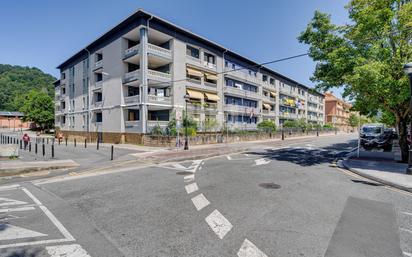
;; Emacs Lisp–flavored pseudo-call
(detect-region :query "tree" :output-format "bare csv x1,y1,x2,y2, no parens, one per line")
283,120,298,128
257,120,277,132
348,113,360,129
19,90,54,130
298,0,412,161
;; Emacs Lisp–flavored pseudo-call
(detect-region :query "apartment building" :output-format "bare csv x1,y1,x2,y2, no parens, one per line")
55,9,325,143
325,92,352,131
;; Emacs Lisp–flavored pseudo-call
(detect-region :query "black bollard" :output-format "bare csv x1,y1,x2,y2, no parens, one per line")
47,138,49,144
29,143,31,152
281,130,285,140
51,144,54,158
84,139,87,148
19,140,22,149
42,144,45,156
110,145,114,161
74,138,76,147
65,137,67,146
35,143,38,154
97,139,99,150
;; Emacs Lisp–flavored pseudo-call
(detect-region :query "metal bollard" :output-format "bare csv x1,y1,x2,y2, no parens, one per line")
19,140,22,149
51,144,54,158
317,130,319,137
281,130,285,140
47,138,49,144
35,143,38,154
42,138,45,144
97,139,99,150
65,138,68,146
42,144,45,156
29,143,31,152
110,145,114,161
74,138,76,147
84,139,87,148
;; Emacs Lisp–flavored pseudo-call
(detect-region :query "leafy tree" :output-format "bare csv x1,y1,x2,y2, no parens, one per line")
257,120,277,132
298,0,412,161
348,113,360,129
323,123,334,129
167,110,198,136
19,90,54,130
283,120,298,128
0,64,56,111
204,118,218,132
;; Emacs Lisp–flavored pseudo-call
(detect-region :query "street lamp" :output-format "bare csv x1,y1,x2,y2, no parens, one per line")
404,62,412,174
184,93,190,150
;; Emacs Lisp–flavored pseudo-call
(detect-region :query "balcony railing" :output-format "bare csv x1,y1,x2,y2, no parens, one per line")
280,112,298,119
203,61,217,70
92,101,103,109
93,60,103,70
124,45,139,59
124,95,140,105
147,69,171,82
147,95,172,105
187,103,202,112
262,110,276,116
125,120,142,132
224,104,259,114
224,67,261,85
204,103,218,112
123,70,140,83
147,120,169,131
148,43,172,59
224,86,260,99
92,81,103,90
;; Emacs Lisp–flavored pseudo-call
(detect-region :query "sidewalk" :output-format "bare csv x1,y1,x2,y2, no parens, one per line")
341,159,412,193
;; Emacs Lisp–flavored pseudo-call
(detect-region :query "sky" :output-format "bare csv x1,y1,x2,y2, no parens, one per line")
0,0,349,97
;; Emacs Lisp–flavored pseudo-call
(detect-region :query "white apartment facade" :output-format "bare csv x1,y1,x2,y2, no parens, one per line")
55,10,324,142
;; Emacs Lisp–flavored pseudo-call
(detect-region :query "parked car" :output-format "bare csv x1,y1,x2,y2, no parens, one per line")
360,124,395,151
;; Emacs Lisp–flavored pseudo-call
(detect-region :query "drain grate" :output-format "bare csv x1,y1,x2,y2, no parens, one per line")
259,183,281,189
176,171,194,175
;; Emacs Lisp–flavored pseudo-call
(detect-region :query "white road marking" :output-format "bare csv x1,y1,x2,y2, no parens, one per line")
244,153,249,157
254,158,270,166
0,184,20,192
404,251,412,257
185,183,198,194
0,206,35,213
237,238,268,257
401,211,412,217
191,194,210,211
172,163,189,170
184,174,195,183
46,244,91,257
199,166,202,170
0,197,28,207
226,155,232,160
205,209,233,239
401,228,412,234
0,224,47,241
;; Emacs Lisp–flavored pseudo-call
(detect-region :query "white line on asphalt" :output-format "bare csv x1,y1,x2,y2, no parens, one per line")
226,155,232,160
205,209,233,239
191,194,210,211
403,251,412,257
400,228,412,234
0,224,47,241
22,188,75,241
184,174,195,183
237,238,268,257
185,183,198,194
0,184,20,192
0,197,28,207
46,244,91,257
244,153,249,157
172,163,189,170
254,158,270,166
0,206,35,213
401,211,412,217
199,166,202,170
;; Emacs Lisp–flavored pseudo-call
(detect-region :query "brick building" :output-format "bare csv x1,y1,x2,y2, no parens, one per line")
324,92,352,132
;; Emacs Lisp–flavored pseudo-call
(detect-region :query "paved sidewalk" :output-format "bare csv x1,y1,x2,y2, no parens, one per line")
0,159,78,175
341,159,412,193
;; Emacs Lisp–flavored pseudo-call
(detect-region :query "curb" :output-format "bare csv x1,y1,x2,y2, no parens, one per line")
0,160,79,177
339,160,412,193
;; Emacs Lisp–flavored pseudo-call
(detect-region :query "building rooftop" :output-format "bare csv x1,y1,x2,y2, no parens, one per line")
0,111,24,117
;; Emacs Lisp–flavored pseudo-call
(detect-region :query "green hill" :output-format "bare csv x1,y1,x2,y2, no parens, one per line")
0,64,56,111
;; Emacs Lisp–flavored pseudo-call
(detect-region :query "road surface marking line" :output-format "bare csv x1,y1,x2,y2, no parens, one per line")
254,158,270,166
0,238,73,249
185,183,198,194
0,184,20,192
403,251,412,257
46,244,91,257
237,238,268,257
0,206,35,213
0,224,47,241
184,174,195,183
401,211,412,217
199,166,202,171
205,209,233,239
172,163,189,170
191,194,210,211
0,197,28,207
22,188,75,241
400,228,412,234
226,155,232,160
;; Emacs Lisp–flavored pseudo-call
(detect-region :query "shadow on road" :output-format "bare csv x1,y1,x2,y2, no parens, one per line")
2,249,42,257
247,139,358,167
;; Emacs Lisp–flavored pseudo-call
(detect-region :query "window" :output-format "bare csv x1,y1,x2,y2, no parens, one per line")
82,115,86,127
270,78,275,85
95,73,103,82
62,87,66,94
61,116,66,125
61,101,66,109
61,73,66,80
186,45,200,59
204,52,216,64
128,110,140,121
96,53,103,62
128,86,139,96
95,92,102,102
71,100,75,111
262,75,268,82
96,112,103,123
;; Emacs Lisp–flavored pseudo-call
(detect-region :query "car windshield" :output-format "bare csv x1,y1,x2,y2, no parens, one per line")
362,127,382,134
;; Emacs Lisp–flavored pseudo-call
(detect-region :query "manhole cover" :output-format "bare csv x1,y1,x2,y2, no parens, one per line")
259,183,281,189
176,171,194,175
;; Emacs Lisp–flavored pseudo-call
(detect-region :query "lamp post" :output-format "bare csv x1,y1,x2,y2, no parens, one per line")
184,93,190,150
404,62,412,174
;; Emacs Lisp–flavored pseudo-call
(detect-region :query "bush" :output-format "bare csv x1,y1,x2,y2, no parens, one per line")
323,123,334,129
283,120,298,128
257,120,277,133
150,123,164,135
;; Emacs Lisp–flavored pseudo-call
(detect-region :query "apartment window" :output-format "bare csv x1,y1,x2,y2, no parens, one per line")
61,116,66,125
82,115,86,128
148,110,169,121
186,67,202,81
62,87,66,94
95,73,103,82
128,86,139,96
96,112,103,123
262,75,268,82
128,110,140,121
71,117,75,127
186,45,200,59
95,92,103,102
96,53,103,62
61,73,66,80
270,78,275,85
204,52,216,64
71,100,75,111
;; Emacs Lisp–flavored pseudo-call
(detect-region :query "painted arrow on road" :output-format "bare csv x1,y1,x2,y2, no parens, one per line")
255,158,270,166
0,224,47,241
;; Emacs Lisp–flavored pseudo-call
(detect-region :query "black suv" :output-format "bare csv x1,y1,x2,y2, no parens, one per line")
360,124,396,151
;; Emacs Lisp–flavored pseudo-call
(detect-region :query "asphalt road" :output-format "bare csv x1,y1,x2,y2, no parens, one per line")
0,134,411,257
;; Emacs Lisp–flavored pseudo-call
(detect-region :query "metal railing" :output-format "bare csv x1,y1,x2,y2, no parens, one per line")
124,95,140,104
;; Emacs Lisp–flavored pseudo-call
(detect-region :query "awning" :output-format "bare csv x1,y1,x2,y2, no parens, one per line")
270,91,276,97
186,89,204,100
263,103,271,109
187,67,203,77
204,93,220,102
205,73,218,81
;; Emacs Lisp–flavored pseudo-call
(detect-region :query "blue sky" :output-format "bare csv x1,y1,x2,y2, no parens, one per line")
0,0,349,97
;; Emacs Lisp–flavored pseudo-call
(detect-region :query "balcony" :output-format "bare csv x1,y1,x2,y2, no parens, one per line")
262,109,276,116
123,70,140,84
147,69,171,83
124,45,139,59
204,103,218,113
224,86,260,100
147,95,172,105
93,60,103,71
224,104,259,114
92,81,103,90
124,95,140,105
148,43,172,60
125,120,142,132
187,103,202,113
91,101,103,109
224,67,260,85
279,112,298,119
